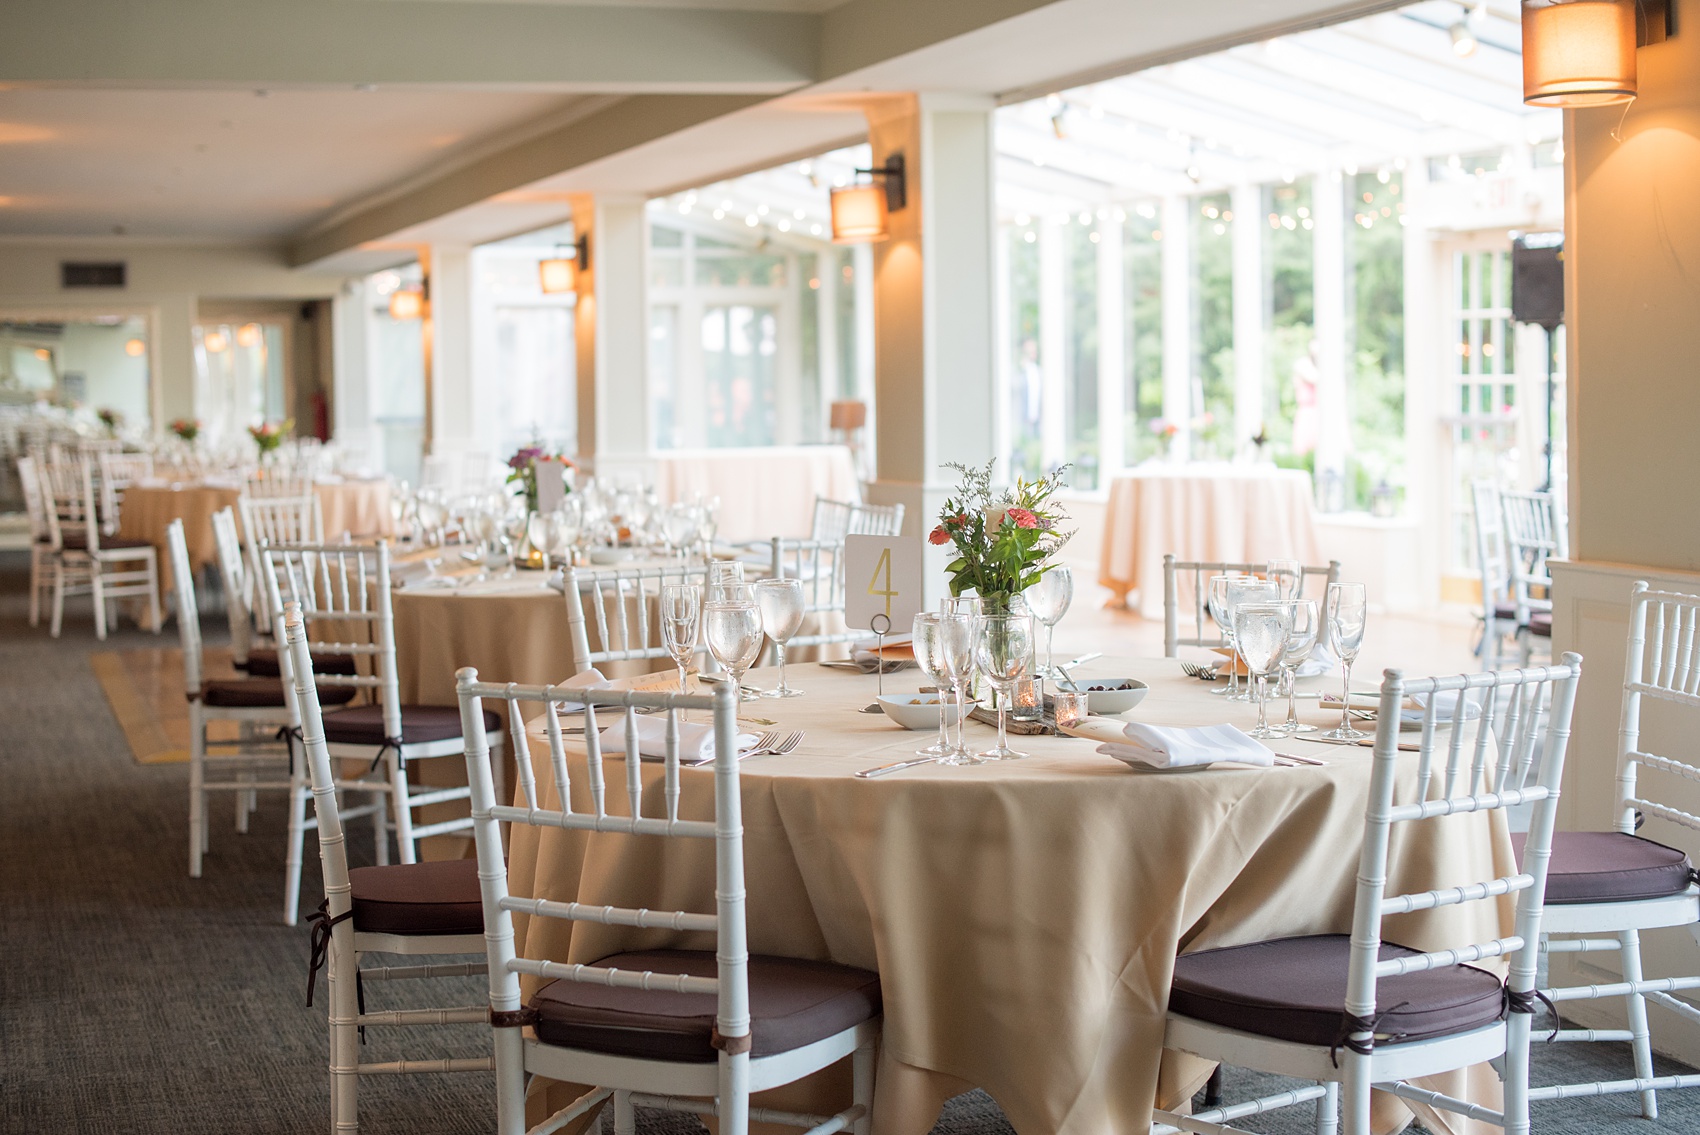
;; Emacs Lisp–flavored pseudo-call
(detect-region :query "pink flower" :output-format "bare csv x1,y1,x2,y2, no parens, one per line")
928,526,951,546
1008,508,1039,529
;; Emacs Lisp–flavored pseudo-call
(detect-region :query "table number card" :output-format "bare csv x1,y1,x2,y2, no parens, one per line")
844,534,924,634
534,459,566,515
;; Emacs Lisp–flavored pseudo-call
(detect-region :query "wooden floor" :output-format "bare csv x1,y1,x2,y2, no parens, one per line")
92,642,248,764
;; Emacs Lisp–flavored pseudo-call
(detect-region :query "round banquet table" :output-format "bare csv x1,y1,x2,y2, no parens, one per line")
119,477,394,593
501,658,1511,1135
1097,464,1322,619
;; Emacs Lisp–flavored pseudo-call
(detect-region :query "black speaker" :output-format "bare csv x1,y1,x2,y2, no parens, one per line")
1512,236,1564,329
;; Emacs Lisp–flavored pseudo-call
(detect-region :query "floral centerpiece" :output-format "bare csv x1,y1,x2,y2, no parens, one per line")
97,407,124,436
929,459,1072,613
506,443,574,513
248,419,292,455
169,418,200,443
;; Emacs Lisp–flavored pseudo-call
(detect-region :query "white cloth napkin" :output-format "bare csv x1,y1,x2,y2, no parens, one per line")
1072,717,1274,770
1406,689,1483,724
594,714,759,762
556,668,610,712
1297,640,1337,678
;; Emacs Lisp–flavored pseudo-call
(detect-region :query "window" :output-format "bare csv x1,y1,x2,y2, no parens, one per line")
195,319,286,446
472,227,578,462
1123,204,1163,466
1191,192,1234,460
1346,171,1405,511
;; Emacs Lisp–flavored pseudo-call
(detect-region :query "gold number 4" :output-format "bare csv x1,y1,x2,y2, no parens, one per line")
867,547,896,618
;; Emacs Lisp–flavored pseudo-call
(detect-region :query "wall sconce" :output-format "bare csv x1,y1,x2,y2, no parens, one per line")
388,284,426,321
203,330,229,353
236,322,263,348
1522,0,1671,108
538,234,590,294
831,153,907,244
123,338,146,357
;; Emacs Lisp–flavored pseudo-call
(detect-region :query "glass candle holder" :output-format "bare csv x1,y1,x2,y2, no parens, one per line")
1052,690,1086,730
1011,675,1045,723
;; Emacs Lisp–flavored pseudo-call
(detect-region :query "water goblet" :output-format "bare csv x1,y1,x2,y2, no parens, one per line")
974,613,1035,760
911,614,954,758
704,600,763,703
1022,565,1073,679
754,578,806,698
1266,558,1302,600
707,560,745,604
1277,599,1319,734
1234,602,1294,739
1206,574,1241,697
660,584,702,695
937,612,983,764
1323,582,1369,741
1226,576,1280,701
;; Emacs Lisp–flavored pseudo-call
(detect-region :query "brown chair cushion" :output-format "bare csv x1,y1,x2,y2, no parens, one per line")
1513,830,1695,904
97,535,155,551
199,678,358,708
530,949,882,1062
1493,602,1519,622
350,859,483,936
238,649,360,678
1169,934,1505,1049
319,703,499,747
1528,612,1552,638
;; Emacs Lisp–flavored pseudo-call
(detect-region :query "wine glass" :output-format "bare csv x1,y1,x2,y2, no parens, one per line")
1206,574,1242,697
1234,601,1294,739
754,578,805,698
911,613,953,758
1276,599,1319,735
707,560,745,604
1323,582,1369,741
1226,577,1280,701
937,612,983,765
1266,558,1302,600
1022,566,1073,679
660,584,702,695
974,613,1035,760
704,600,764,703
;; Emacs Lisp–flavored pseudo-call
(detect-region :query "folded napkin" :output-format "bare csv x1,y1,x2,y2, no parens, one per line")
1297,640,1337,679
594,714,759,763
1406,689,1482,724
1072,717,1274,770
850,634,916,672
555,668,610,713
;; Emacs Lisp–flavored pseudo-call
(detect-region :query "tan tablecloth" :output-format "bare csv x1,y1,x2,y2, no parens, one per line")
652,445,862,542
1098,465,1321,619
505,658,1510,1135
120,478,394,593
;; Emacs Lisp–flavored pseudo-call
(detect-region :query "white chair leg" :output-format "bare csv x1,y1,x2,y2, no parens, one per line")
188,704,206,877
852,1037,876,1135
1315,1080,1339,1135
236,772,253,833
28,552,41,626
719,1051,750,1135
91,565,107,640
285,780,310,927
612,1090,636,1135
50,561,64,638
1342,1059,1372,1135
1503,1007,1532,1135
147,557,162,632
388,752,417,865
371,787,389,867
1620,928,1660,1119
329,940,360,1135
494,1022,527,1135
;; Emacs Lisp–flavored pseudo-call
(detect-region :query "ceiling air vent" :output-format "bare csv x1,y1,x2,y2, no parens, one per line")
61,262,127,289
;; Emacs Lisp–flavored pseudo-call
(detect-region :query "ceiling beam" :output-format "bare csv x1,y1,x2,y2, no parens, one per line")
0,0,818,92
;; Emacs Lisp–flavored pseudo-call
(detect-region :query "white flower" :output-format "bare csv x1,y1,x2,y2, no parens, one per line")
983,506,1009,530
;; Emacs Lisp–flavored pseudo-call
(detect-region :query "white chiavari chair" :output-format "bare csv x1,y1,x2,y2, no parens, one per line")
563,562,713,676
211,506,260,669
240,492,323,652
1153,654,1582,1135
1502,490,1566,665
262,540,504,879
809,496,904,542
95,450,153,536
17,456,56,627
245,470,315,498
1161,555,1341,658
167,520,355,878
763,537,862,651
456,671,881,1135
1525,582,1700,1118
42,460,161,639
1471,482,1520,669
279,608,492,1131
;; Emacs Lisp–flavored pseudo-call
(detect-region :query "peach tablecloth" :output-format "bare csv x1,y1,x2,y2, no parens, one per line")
120,478,393,592
1098,465,1321,618
652,445,862,542
504,658,1509,1135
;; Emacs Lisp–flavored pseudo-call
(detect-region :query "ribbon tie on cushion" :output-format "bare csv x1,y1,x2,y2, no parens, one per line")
1505,985,1560,1042
368,736,405,774
305,899,354,1007
1330,1001,1412,1067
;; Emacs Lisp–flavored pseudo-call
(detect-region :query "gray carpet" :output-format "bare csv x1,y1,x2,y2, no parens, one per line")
2,547,1698,1134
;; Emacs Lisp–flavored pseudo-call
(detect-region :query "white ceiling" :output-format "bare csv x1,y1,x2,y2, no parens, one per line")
390,0,850,9
0,87,591,239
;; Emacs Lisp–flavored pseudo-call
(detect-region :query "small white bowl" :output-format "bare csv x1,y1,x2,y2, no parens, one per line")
877,693,967,731
1071,678,1149,715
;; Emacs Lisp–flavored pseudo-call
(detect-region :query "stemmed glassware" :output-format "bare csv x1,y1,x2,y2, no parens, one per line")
1225,576,1280,700
1323,582,1369,741
1206,574,1242,697
754,578,805,698
1276,599,1320,735
1233,602,1294,738
974,613,1035,760
704,594,764,703
707,560,745,604
660,583,702,695
937,611,983,765
1022,566,1073,679
911,613,955,759
1266,558,1301,600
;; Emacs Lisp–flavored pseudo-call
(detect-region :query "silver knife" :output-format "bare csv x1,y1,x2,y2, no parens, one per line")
854,755,943,779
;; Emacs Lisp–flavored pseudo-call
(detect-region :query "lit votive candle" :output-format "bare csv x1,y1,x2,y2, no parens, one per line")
1012,675,1045,723
1053,690,1085,729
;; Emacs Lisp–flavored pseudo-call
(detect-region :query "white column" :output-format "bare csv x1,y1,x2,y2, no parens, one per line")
592,196,651,462
426,244,475,456
1160,195,1192,462
866,94,998,603
1037,216,1067,471
853,241,876,478
1399,159,1442,604
993,224,1013,477
157,292,197,427
330,279,384,465
1231,181,1265,456
1097,211,1126,482
815,246,838,423
1313,169,1349,494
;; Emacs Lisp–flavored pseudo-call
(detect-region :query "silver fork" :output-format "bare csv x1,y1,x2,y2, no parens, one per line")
686,730,782,767
1180,661,1219,681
